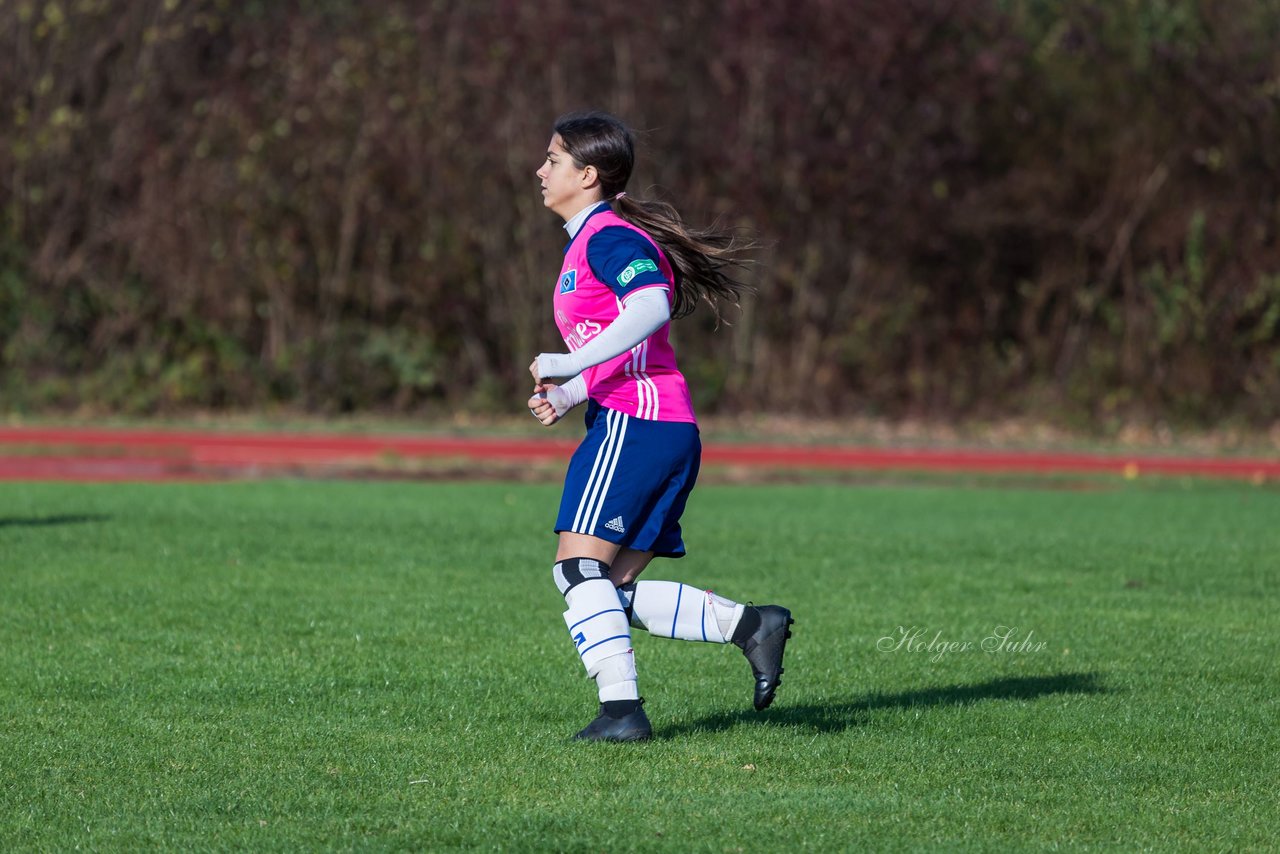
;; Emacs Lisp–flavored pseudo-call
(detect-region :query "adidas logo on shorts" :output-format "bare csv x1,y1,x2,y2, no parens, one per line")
604,516,626,534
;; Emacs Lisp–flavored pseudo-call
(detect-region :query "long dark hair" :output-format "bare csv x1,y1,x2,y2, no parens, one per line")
552,111,755,322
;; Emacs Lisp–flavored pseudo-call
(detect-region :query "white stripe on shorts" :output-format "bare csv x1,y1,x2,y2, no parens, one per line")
572,408,628,534
586,410,629,534
571,408,618,533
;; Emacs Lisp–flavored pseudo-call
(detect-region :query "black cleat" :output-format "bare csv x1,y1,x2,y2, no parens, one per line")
737,605,793,711
573,701,652,742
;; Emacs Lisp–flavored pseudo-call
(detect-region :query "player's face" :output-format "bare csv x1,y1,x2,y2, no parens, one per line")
537,135,595,221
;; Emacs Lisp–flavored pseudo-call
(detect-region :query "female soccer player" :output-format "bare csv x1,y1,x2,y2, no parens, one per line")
527,111,793,742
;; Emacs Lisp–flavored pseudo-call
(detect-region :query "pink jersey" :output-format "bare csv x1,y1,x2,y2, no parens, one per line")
553,210,697,424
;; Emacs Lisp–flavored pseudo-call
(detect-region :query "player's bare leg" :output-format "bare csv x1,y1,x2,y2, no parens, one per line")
556,531,620,564
609,547,654,585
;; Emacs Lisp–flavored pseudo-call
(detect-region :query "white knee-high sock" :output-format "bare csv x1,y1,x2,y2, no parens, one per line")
556,559,638,702
617,580,745,643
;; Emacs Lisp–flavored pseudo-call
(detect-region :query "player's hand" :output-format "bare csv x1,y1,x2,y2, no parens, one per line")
528,382,575,426
528,384,561,426
531,353,578,384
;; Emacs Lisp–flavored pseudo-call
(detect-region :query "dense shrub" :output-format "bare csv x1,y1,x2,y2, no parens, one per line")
1,0,1276,425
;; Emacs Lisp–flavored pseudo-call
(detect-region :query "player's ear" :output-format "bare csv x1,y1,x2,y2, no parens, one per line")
580,164,599,189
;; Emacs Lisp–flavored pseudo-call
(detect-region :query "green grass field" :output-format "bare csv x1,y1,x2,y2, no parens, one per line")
2,477,1277,851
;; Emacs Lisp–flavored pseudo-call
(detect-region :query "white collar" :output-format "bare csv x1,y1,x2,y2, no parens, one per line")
563,201,608,239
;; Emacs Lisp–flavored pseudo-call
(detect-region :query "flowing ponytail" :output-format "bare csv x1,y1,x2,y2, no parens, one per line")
612,193,755,322
553,111,756,323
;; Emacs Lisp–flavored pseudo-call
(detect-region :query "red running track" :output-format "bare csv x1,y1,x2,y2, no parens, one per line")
0,426,1276,482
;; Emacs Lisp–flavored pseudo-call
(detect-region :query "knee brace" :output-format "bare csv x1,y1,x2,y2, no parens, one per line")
552,556,610,597
616,583,643,629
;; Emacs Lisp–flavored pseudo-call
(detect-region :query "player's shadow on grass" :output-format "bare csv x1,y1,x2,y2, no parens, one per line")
664,671,1106,738
0,513,110,529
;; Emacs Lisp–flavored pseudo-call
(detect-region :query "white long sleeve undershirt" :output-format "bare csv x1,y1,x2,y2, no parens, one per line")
535,287,671,382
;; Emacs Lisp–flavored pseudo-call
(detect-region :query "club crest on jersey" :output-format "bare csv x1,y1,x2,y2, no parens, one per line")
559,269,577,294
617,258,659,286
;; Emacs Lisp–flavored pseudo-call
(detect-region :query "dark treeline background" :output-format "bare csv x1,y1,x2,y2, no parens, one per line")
2,0,1278,426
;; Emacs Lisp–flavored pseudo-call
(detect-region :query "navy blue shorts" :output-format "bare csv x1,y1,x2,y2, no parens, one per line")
555,400,701,558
